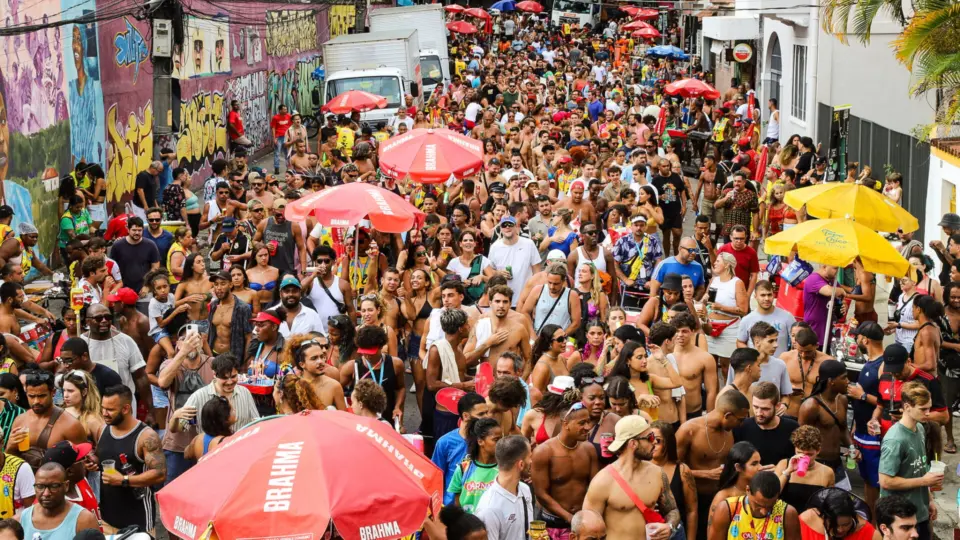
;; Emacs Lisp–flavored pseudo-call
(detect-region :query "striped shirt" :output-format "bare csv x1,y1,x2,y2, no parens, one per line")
183,382,260,434
0,399,23,448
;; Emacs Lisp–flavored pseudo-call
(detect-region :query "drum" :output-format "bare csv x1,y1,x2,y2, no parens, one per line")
161,221,186,234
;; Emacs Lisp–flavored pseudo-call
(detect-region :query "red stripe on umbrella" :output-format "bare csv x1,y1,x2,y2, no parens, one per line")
632,7,659,19
284,183,425,232
631,27,661,40
379,128,484,184
157,411,443,540
754,145,769,182
464,7,490,19
443,4,464,12
622,19,654,31
654,106,667,135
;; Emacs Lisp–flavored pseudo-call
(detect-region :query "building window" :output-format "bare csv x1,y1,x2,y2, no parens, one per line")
792,45,807,121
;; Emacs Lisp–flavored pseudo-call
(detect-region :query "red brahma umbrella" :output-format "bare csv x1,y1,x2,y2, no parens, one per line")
464,7,491,19
284,183,425,232
622,19,654,31
631,27,661,40
321,90,388,115
379,128,484,184
516,0,543,12
157,411,443,540
664,78,721,100
446,20,478,33
443,4,464,12
632,7,660,19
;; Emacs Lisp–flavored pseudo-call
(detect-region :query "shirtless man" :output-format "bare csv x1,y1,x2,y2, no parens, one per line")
0,281,23,335
209,271,252,358
288,140,311,172
109,287,154,366
798,359,854,490
718,348,761,405
379,268,405,331
554,180,596,226
7,373,86,468
692,155,724,238
646,323,686,426
245,173,276,211
531,401,599,536
466,286,533,374
471,109,502,141
672,312,718,418
583,416,681,540
900,295,941,375
677,390,750,538
296,336,347,410
783,326,832,417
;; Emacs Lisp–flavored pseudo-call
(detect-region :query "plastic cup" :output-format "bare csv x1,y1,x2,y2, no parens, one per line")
599,433,614,458
795,455,811,477
930,460,946,491
16,427,28,452
645,523,659,538
101,459,116,474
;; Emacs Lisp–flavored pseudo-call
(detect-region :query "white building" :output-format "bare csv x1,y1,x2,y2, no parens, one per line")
700,2,938,234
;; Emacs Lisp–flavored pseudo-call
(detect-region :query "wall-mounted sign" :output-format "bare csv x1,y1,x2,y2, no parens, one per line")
732,42,753,62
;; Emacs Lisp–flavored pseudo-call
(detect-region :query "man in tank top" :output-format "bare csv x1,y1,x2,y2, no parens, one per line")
303,245,356,333
254,199,307,278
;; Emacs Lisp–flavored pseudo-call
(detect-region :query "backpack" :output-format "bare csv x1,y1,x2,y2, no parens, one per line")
175,357,210,409
937,315,960,371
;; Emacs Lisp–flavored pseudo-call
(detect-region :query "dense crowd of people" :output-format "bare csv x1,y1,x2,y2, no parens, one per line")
0,5,951,540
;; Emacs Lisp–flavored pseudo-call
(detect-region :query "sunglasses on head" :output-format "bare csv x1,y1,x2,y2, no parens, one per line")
580,376,604,387
26,372,53,385
563,402,586,419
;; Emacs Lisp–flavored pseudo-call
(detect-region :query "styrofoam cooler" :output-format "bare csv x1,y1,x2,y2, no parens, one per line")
777,276,805,319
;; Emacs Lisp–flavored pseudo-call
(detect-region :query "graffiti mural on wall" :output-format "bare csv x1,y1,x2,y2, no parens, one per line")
328,5,356,39
232,27,263,67
268,56,323,120
105,101,153,202
114,17,150,83
265,10,318,57
174,15,231,79
176,91,227,175
226,71,268,151
67,19,106,169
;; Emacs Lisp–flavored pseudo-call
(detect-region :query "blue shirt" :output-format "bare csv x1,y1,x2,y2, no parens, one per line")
146,228,175,264
652,257,705,290
853,354,884,434
432,429,468,505
587,99,605,122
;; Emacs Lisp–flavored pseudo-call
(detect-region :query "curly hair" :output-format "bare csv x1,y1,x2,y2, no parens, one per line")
534,386,582,417
327,315,357,366
279,334,326,372
790,424,822,452
279,374,324,413
353,379,386,415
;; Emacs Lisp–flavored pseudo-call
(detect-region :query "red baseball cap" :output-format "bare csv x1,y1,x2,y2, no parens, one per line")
251,311,282,325
107,287,139,305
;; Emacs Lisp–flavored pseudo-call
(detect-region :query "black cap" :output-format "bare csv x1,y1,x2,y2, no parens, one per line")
938,213,960,229
851,321,884,341
882,344,909,373
0,205,14,219
489,182,506,194
661,273,682,292
818,359,847,379
209,270,231,282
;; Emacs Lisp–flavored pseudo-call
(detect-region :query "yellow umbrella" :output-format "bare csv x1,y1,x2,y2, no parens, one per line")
784,183,919,233
765,218,910,352
764,218,910,277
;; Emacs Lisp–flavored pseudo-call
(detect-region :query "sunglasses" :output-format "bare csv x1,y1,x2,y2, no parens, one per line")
252,208,264,213
636,432,657,444
580,376,604,386
501,223,516,228
316,258,333,265
87,314,111,322
148,218,162,223
563,402,586,419
26,372,53,385
359,294,379,302
297,338,330,353
416,251,427,256
553,335,567,343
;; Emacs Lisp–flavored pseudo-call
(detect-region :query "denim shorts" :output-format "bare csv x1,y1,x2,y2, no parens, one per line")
152,329,171,344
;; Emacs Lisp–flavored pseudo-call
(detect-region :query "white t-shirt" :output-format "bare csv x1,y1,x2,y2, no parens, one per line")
499,112,526,125
270,303,326,337
389,116,413,131
475,480,533,540
465,102,483,123
605,100,622,115
542,50,556,65
148,296,174,336
81,332,147,411
446,255,492,282
488,237,541,306
11,462,34,502
502,168,534,183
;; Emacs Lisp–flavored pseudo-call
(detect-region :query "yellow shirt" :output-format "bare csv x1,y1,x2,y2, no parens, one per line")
336,126,355,158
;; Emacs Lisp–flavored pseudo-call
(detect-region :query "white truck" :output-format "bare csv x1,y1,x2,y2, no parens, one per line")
321,29,422,126
369,4,449,100
550,0,600,30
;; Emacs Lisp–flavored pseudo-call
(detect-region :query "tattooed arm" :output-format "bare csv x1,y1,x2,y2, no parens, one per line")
680,464,699,540
133,428,167,487
657,470,681,529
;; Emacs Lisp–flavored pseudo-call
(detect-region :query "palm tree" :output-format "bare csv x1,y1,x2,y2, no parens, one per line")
821,0,960,131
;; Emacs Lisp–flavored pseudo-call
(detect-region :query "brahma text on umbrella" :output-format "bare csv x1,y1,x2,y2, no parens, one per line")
264,441,305,512
355,424,426,479
369,190,396,216
360,521,402,540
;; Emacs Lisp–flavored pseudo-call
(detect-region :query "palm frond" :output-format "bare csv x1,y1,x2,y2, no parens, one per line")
892,4,960,67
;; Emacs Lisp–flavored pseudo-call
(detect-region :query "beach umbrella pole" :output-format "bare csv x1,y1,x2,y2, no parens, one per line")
823,276,838,354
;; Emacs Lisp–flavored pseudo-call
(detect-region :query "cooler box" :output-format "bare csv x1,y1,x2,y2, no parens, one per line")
777,276,805,319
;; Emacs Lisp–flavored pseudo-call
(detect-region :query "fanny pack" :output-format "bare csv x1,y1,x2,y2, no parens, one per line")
708,317,740,338
608,466,665,524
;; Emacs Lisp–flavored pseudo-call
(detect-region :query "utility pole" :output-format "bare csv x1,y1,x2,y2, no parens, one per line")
354,0,366,33
151,0,178,158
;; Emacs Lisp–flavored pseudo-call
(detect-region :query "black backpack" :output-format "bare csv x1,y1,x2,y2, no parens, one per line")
175,357,210,409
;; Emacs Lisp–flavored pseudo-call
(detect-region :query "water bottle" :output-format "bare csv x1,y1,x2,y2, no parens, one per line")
118,453,146,500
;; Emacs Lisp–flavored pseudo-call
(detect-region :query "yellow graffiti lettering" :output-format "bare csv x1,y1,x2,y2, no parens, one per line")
106,102,154,202
266,10,317,56
329,6,355,39
176,92,227,170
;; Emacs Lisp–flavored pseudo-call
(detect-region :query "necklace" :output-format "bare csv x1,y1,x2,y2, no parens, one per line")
558,438,578,450
703,418,728,455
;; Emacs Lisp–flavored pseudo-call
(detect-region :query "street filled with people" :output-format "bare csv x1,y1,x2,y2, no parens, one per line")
0,4,952,540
